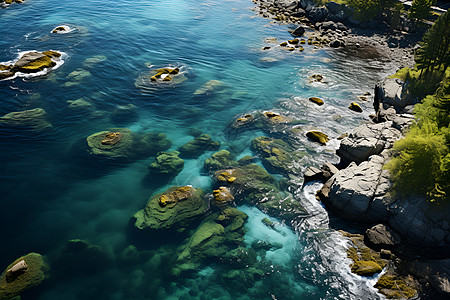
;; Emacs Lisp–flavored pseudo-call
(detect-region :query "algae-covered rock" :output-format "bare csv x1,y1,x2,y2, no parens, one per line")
263,111,291,124
67,98,93,110
351,260,382,276
86,128,171,160
306,131,330,145
178,134,220,158
310,74,323,82
204,150,238,171
133,186,207,232
251,136,303,174
64,68,91,87
349,102,363,113
12,52,56,73
0,108,52,131
342,231,387,277
0,253,49,300
83,55,107,68
214,164,305,218
110,104,138,123
212,186,234,206
309,97,324,106
148,151,184,177
173,207,248,275
375,274,418,299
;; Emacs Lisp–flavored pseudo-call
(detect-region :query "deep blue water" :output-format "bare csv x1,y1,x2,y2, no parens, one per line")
1,0,400,299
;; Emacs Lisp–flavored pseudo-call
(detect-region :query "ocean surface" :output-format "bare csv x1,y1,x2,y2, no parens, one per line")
0,0,401,299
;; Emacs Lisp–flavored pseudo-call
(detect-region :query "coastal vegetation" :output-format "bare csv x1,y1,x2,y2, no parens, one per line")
385,11,450,203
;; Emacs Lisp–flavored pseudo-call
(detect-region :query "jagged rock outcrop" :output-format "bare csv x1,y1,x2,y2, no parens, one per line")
374,78,418,113
323,153,394,223
336,121,401,166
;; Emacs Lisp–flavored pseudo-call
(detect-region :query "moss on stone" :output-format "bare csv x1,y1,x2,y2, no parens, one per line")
351,260,382,276
42,51,61,59
12,52,56,73
306,131,329,145
204,150,238,171
308,97,324,105
148,151,184,177
178,134,220,158
349,102,363,113
251,136,303,174
375,274,417,299
288,38,299,44
133,186,206,232
280,42,288,47
0,253,49,300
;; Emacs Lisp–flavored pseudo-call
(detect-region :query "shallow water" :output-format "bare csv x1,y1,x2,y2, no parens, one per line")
0,0,400,299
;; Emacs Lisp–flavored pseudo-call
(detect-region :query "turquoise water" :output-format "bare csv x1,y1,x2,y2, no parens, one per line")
1,0,400,299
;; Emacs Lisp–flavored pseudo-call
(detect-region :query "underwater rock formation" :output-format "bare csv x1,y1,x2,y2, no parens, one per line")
148,151,184,177
214,164,305,219
178,134,220,158
0,108,52,131
193,80,228,95
86,128,171,160
212,186,234,207
133,186,207,232
64,68,91,87
0,253,49,300
204,150,238,171
173,207,248,275
251,136,303,174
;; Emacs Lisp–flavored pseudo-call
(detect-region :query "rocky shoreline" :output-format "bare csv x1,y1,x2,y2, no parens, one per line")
251,0,450,297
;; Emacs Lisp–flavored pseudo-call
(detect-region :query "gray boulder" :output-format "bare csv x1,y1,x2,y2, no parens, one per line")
336,121,401,166
365,224,401,249
374,78,417,112
326,1,342,14
324,154,394,222
308,6,328,23
388,196,450,248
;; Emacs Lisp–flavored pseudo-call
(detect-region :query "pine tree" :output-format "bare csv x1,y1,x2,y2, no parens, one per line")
409,0,435,22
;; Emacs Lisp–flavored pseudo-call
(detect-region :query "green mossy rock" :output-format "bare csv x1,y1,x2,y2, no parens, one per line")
173,207,248,275
237,155,254,165
351,260,382,276
133,186,207,232
349,102,363,113
306,131,330,145
86,129,171,160
0,253,49,300
0,108,52,131
149,151,184,177
308,97,324,105
251,136,303,174
12,52,56,73
178,134,220,158
214,164,306,218
204,150,238,170
375,274,418,299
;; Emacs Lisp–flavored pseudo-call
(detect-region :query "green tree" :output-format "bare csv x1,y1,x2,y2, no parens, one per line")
409,0,435,23
414,10,449,77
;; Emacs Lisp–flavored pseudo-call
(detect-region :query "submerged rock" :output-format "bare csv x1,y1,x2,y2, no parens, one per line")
110,104,138,123
83,55,107,68
67,98,93,110
133,186,207,232
204,150,238,171
148,151,184,177
178,134,220,158
212,186,234,206
251,136,303,174
86,128,171,160
173,207,248,275
0,253,49,300
64,68,91,87
0,108,52,131
193,80,228,95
